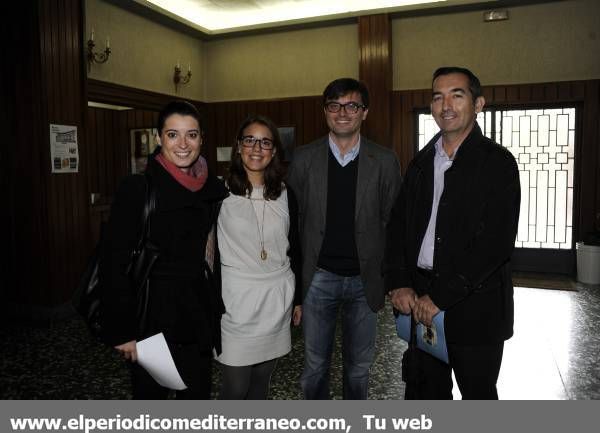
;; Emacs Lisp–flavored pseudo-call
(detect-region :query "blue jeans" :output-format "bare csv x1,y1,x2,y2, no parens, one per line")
300,269,377,399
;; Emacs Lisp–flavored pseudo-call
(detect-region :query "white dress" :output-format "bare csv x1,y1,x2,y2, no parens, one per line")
216,186,295,366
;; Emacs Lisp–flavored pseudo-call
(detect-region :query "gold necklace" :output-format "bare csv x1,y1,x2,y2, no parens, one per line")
249,193,267,260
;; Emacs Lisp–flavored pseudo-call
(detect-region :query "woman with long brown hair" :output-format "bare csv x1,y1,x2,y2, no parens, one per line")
216,115,301,399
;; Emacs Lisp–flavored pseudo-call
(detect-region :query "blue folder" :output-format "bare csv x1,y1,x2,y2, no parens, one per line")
395,311,449,364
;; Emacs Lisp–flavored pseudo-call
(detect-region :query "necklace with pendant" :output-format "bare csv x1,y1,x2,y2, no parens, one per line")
250,193,267,260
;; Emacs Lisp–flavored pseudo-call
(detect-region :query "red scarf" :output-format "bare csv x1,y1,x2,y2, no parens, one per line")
155,153,208,192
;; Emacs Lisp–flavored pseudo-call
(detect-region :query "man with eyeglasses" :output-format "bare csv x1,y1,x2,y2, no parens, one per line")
287,78,402,399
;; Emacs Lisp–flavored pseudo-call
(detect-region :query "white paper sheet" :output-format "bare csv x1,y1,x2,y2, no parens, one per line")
136,333,187,390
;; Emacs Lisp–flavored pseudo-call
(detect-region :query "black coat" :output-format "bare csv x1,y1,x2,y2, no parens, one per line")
384,124,520,344
100,155,228,352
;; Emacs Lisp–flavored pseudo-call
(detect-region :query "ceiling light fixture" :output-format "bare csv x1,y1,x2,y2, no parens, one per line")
136,0,447,34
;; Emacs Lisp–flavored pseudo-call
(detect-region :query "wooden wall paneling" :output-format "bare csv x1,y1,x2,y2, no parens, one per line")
358,14,392,147
11,0,46,304
142,110,154,128
0,10,16,294
244,102,257,120
579,81,600,240
517,84,532,102
227,102,240,142
106,109,119,194
255,101,268,120
235,101,248,135
302,98,317,145
221,102,233,148
201,106,215,172
291,100,304,148
493,87,507,102
64,0,76,123
41,0,57,303
39,0,89,306
217,103,229,148
36,0,53,305
390,92,402,166
544,83,558,101
414,89,431,108
125,110,137,180
571,82,585,100
87,108,96,195
315,96,328,142
401,91,415,172
279,100,292,127
506,85,519,102
134,110,145,132
216,103,229,176
530,83,545,102
482,86,494,103
45,0,62,303
558,82,572,101
595,82,600,234
114,110,127,193
205,103,218,174
98,109,109,195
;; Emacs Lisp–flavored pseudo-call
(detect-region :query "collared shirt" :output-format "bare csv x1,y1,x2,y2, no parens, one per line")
328,134,360,167
417,136,459,270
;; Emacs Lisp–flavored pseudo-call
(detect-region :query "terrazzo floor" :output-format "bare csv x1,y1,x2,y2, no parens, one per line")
1,283,599,400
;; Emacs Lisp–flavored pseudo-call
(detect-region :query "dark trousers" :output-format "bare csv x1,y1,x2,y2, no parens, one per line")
404,339,504,400
131,343,212,399
406,268,505,399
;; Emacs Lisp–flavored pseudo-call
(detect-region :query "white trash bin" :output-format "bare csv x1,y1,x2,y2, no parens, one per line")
576,242,600,284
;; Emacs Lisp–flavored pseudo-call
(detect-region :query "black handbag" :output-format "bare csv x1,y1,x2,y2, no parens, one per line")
73,173,158,339
125,175,159,335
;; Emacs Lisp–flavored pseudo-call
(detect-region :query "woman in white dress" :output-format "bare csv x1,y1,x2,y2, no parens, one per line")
216,115,302,399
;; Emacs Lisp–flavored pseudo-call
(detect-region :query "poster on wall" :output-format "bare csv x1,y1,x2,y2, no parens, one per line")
130,128,159,174
50,124,79,173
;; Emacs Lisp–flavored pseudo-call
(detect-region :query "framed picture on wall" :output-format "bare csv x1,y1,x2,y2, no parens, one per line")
277,126,295,162
130,128,158,174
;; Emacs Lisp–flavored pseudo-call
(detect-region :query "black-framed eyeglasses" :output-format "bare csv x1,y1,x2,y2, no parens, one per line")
324,101,366,114
239,135,274,150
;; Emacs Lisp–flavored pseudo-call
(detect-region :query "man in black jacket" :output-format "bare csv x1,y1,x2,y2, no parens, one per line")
384,67,520,399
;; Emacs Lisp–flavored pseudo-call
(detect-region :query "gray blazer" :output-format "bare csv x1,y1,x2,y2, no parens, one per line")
287,136,402,312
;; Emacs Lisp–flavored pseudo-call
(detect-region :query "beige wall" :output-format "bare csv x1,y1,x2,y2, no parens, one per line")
204,24,358,102
87,0,600,100
86,0,206,100
392,0,600,90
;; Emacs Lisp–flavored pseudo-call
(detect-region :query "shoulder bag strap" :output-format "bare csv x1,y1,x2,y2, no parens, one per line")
131,173,155,253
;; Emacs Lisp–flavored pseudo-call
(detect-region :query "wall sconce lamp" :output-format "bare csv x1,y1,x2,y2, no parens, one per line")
87,29,111,72
174,62,192,92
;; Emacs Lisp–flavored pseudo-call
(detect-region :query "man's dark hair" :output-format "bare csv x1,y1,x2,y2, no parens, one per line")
157,100,203,134
227,115,285,200
432,67,482,101
323,78,370,108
